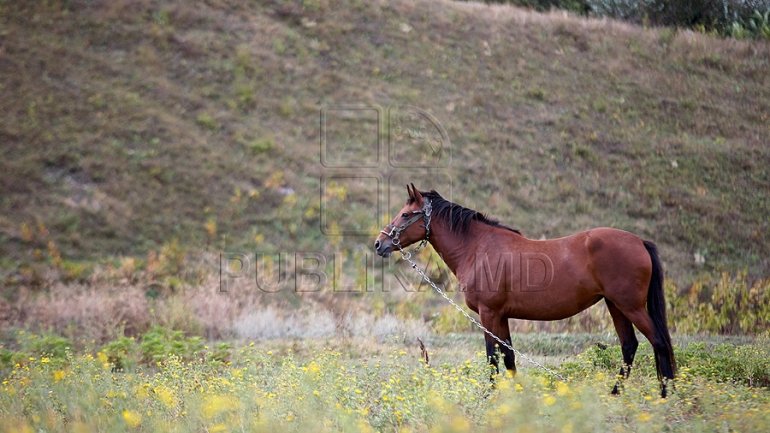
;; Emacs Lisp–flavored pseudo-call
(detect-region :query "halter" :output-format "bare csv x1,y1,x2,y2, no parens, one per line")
380,199,432,249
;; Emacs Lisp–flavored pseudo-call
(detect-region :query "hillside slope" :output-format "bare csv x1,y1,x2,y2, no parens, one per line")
1,0,769,281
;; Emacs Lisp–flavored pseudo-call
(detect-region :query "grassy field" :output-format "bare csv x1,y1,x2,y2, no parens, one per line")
1,333,768,433
1,0,769,432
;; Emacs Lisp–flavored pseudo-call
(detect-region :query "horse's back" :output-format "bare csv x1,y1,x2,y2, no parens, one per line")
529,226,651,298
464,226,652,320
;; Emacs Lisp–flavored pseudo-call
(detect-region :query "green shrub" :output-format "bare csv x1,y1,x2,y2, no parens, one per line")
677,341,770,387
432,305,476,334
0,332,72,371
207,342,233,364
0,347,24,370
248,137,275,154
477,0,770,39
58,259,93,282
139,326,205,363
101,336,139,371
18,332,72,360
668,272,770,335
731,8,770,38
480,0,592,14
195,113,219,131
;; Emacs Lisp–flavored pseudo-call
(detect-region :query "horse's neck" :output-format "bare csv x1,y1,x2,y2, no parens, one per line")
427,218,478,276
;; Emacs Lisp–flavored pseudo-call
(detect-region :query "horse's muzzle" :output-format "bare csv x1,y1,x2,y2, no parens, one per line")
374,238,393,257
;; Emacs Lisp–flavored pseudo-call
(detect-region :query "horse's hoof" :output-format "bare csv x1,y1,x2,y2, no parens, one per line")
611,384,620,395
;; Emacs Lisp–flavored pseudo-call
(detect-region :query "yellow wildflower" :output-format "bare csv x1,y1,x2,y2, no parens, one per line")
307,361,321,375
53,370,66,383
202,394,239,420
96,352,110,370
154,385,176,408
122,410,142,428
134,384,150,400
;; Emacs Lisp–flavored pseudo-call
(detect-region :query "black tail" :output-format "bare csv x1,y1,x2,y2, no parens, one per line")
643,240,676,382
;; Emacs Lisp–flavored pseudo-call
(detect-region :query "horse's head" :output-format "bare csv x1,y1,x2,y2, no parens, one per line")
374,183,431,257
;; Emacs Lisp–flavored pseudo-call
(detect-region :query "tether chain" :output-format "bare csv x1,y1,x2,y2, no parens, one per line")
396,242,566,382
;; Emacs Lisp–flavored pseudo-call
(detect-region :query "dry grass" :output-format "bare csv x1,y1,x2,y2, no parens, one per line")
17,284,149,342
0,268,434,345
4,263,766,348
1,0,768,283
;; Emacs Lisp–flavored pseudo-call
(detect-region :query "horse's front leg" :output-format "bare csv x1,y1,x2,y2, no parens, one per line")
479,307,516,378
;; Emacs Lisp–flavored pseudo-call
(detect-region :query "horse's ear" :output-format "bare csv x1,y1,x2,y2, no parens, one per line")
411,183,423,203
406,184,414,200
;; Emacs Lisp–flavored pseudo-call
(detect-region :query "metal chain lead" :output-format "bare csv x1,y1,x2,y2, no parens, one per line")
397,244,566,382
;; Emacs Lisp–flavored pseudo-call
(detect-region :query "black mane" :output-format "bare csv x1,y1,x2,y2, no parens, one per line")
408,190,522,236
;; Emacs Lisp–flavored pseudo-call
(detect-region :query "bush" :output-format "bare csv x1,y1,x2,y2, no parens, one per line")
728,8,770,38
667,272,770,335
139,326,205,363
477,0,770,39
0,332,72,371
676,341,770,387
18,331,72,359
481,0,592,14
101,336,139,371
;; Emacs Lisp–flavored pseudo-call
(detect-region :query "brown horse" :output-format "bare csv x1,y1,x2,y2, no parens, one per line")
374,184,676,397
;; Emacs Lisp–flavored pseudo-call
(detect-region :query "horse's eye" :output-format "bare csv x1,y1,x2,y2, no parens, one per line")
402,212,409,218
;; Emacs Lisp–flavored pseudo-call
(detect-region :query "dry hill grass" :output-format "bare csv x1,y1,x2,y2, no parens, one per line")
1,0,768,284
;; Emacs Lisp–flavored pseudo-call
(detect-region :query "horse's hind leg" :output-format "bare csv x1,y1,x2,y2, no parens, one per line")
621,308,675,398
605,299,638,395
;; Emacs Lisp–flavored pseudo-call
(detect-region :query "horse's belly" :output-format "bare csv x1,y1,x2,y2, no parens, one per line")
506,291,603,321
